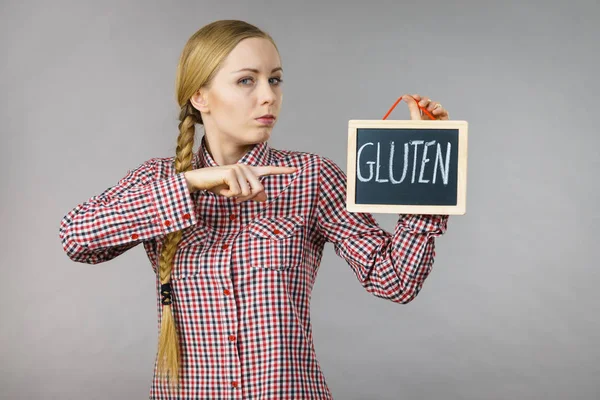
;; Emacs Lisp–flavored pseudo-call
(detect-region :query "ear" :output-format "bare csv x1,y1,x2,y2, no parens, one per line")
190,88,209,114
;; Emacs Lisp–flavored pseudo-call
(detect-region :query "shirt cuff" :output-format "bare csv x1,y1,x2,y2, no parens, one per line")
151,172,197,234
399,214,449,236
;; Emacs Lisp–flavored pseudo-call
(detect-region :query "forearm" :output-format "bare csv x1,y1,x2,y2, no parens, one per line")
334,214,448,303
59,170,197,264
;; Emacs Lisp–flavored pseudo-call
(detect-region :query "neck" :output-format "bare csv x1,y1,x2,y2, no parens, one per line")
204,133,254,166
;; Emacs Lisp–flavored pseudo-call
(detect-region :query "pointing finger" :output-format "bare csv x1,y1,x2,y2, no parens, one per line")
252,166,298,177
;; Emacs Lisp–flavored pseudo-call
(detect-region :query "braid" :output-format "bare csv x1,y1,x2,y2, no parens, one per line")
175,103,199,173
155,102,198,389
179,101,203,126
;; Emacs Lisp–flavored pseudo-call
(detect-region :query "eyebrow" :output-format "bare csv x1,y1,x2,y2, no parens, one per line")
232,67,283,74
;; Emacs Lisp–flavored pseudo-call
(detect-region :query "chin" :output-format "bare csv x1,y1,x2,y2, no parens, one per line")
252,128,272,141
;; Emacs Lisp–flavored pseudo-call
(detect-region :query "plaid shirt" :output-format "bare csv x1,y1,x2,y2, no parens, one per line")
59,135,449,399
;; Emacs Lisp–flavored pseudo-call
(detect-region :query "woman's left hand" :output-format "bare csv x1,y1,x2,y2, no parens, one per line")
403,93,450,121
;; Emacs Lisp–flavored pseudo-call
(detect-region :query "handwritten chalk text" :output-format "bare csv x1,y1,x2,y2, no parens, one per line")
357,140,451,185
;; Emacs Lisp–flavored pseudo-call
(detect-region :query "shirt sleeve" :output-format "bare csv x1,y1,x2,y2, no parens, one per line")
316,156,449,304
59,158,197,264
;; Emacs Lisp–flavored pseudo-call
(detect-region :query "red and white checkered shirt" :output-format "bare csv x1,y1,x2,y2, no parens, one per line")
59,135,449,399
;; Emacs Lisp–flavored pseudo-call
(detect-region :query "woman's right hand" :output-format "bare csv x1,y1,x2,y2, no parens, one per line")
183,164,298,203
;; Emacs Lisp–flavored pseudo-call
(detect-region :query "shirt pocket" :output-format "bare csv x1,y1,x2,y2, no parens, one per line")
246,215,306,271
170,219,212,280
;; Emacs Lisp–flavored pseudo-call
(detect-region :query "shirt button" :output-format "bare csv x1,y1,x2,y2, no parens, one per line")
231,381,238,388
229,214,237,221
183,213,191,220
164,220,171,227
222,244,229,250
273,229,281,235
223,289,231,296
228,335,236,342
131,233,139,240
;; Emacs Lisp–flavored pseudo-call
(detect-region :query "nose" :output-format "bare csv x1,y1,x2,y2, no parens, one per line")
258,79,277,105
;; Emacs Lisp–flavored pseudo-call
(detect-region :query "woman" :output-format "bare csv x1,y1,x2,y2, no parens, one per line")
59,20,450,400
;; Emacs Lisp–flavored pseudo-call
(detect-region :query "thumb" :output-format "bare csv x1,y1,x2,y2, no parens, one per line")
251,191,268,202
402,94,422,120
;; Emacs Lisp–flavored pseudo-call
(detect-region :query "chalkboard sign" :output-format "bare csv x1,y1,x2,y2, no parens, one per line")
346,120,468,215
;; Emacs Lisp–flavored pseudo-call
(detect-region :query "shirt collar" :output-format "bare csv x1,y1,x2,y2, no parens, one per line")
193,134,272,169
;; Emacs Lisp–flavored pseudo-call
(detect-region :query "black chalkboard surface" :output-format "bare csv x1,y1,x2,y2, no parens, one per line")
346,120,468,215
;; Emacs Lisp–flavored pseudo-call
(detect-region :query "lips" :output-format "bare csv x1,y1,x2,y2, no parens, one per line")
256,114,276,126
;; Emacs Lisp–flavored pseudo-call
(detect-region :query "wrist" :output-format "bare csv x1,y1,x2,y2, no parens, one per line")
183,171,197,193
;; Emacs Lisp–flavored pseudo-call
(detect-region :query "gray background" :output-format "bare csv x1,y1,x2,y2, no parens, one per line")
1,0,599,399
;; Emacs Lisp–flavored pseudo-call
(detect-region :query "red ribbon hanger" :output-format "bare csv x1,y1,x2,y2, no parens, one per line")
382,95,436,121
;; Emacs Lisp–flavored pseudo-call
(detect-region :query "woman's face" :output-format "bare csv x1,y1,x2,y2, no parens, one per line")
193,37,283,146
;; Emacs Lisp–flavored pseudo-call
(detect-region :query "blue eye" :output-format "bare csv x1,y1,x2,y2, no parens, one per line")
238,77,283,86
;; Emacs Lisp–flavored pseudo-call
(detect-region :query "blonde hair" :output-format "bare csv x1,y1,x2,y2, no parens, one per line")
156,20,278,389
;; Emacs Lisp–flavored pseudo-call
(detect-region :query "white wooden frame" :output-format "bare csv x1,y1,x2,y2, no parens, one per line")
346,119,468,215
